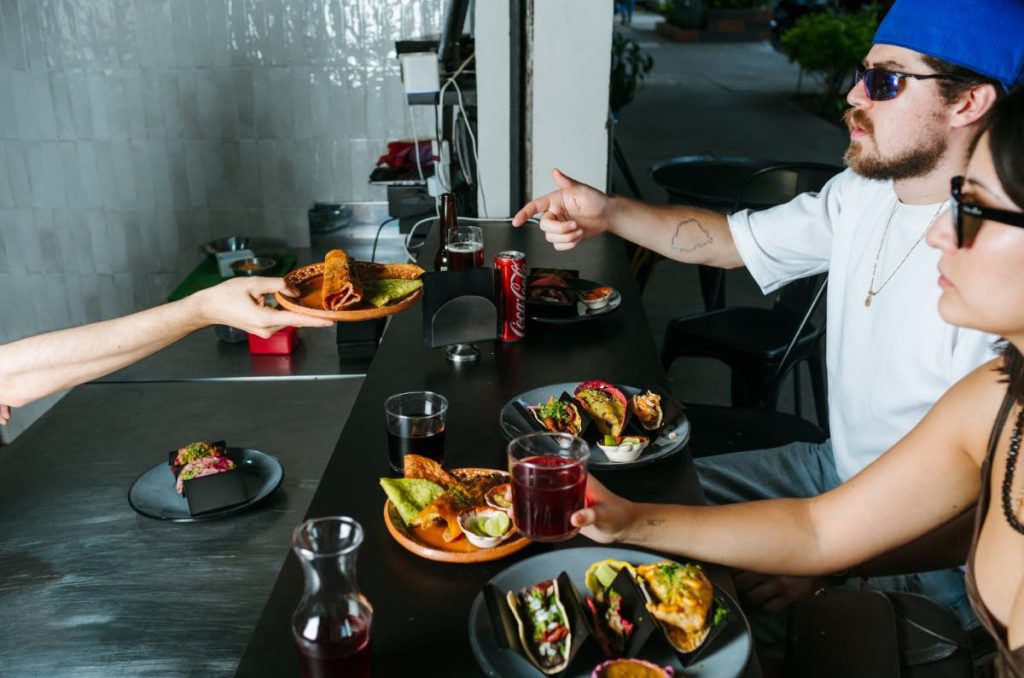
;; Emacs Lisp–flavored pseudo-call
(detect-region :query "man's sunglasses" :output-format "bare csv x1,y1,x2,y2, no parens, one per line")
951,176,1024,248
854,65,964,101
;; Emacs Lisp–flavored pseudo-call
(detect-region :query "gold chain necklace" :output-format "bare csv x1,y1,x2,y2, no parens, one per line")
864,200,946,308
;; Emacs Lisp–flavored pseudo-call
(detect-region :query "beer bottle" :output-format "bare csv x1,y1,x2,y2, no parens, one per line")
433,193,458,272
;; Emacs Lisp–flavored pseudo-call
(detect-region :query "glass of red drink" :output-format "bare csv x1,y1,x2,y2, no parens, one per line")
508,432,590,542
292,516,373,678
446,224,485,271
384,391,448,472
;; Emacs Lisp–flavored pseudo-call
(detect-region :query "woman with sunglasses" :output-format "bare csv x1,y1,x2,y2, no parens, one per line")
572,87,1024,675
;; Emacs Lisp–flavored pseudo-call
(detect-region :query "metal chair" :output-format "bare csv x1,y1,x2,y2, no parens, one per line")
659,162,841,429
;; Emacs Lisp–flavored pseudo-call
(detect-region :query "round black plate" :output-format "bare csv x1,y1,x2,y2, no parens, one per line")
128,447,283,522
468,546,752,678
528,279,622,325
499,383,690,470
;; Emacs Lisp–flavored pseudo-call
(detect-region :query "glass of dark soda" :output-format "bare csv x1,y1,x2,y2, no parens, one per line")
446,224,485,271
384,391,449,472
508,432,590,542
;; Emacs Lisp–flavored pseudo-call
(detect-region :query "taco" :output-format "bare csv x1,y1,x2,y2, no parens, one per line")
630,390,663,431
584,560,638,658
530,396,584,436
321,249,363,310
574,381,628,437
635,561,715,653
506,579,572,675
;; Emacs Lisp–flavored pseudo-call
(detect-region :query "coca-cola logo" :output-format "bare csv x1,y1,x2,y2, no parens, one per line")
507,266,527,337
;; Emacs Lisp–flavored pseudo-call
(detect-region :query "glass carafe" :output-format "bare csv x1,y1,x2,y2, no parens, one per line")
291,516,373,678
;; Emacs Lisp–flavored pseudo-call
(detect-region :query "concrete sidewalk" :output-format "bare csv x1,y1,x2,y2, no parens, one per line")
612,9,849,415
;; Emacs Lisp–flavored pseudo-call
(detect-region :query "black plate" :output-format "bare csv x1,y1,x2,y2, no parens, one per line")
468,546,752,678
128,447,284,522
528,279,622,325
499,383,690,470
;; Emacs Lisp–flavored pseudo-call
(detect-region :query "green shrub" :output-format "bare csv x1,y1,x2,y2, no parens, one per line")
610,32,655,117
710,0,769,8
781,8,879,115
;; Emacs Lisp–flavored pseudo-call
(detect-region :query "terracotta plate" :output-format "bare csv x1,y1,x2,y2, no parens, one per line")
383,468,531,563
274,261,425,322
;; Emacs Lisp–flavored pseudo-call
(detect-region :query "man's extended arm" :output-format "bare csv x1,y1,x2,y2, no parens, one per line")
512,168,743,269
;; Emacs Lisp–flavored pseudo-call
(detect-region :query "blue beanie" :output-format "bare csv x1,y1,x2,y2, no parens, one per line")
873,0,1024,91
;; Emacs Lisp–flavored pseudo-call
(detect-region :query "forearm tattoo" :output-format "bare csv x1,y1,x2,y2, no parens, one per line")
670,218,713,252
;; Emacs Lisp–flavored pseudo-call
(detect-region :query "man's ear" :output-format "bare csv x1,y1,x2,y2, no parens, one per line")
952,83,1000,129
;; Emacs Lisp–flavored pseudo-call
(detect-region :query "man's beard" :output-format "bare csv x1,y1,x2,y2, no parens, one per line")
842,108,947,181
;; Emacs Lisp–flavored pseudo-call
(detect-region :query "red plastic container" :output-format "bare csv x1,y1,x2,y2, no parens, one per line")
247,326,298,354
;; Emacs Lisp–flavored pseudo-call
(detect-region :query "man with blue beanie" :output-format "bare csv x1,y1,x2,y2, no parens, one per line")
514,0,1024,662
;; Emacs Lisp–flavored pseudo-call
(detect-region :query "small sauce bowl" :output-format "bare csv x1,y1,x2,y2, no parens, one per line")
230,256,277,276
579,287,613,310
458,506,515,549
484,483,513,513
597,435,649,463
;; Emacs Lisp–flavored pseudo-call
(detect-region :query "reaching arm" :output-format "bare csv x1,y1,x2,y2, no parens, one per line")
512,168,743,269
574,361,1002,575
0,277,333,418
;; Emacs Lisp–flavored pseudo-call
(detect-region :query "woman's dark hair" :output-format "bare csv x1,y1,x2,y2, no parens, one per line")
987,87,1024,401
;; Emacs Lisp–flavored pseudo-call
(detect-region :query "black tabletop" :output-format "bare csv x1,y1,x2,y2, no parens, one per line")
236,224,740,676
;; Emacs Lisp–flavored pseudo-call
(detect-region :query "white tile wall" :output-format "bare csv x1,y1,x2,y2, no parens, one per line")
0,0,443,440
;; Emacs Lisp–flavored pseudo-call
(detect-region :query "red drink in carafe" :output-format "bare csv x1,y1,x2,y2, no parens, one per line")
295,613,370,678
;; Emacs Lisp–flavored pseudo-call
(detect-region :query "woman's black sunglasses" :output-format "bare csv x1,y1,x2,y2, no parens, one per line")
854,65,964,101
951,176,1024,248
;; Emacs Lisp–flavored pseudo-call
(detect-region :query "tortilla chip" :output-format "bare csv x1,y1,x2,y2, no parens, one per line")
403,454,458,489
379,478,445,526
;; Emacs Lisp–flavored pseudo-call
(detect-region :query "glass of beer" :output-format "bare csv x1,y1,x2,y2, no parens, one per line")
508,432,589,542
446,224,485,271
384,391,448,472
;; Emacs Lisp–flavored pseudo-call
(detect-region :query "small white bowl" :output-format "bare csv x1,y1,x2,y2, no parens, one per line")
484,483,513,514
458,507,515,549
579,287,613,310
597,436,649,463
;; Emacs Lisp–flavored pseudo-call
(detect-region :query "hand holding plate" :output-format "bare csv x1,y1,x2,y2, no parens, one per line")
191,276,334,336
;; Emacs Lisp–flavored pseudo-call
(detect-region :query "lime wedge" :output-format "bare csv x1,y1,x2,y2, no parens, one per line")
479,512,510,538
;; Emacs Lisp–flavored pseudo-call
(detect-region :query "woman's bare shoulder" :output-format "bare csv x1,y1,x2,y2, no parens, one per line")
936,358,1009,463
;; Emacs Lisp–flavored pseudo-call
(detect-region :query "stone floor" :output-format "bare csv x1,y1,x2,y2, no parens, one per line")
612,9,849,421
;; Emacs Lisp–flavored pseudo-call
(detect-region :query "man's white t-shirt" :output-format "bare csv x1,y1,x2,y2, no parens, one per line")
729,168,995,482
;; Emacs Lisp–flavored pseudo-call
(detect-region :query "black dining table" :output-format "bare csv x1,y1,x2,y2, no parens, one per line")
0,222,759,677
235,223,758,677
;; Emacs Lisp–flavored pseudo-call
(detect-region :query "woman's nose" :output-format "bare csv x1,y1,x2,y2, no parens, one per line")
925,206,957,251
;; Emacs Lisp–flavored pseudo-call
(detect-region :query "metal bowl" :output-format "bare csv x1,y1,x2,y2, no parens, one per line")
200,236,287,257
230,256,278,276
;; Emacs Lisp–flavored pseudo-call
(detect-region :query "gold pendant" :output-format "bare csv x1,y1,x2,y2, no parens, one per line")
865,292,872,307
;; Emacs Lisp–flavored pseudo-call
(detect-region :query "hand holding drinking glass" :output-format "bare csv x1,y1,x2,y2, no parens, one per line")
508,432,590,542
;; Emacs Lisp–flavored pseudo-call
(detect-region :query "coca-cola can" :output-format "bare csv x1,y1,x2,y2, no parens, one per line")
493,250,527,342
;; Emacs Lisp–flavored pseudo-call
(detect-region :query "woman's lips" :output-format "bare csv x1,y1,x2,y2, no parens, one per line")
938,272,953,289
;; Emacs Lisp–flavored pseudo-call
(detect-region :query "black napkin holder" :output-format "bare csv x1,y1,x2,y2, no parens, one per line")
421,269,497,349
183,457,250,516
166,441,249,516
